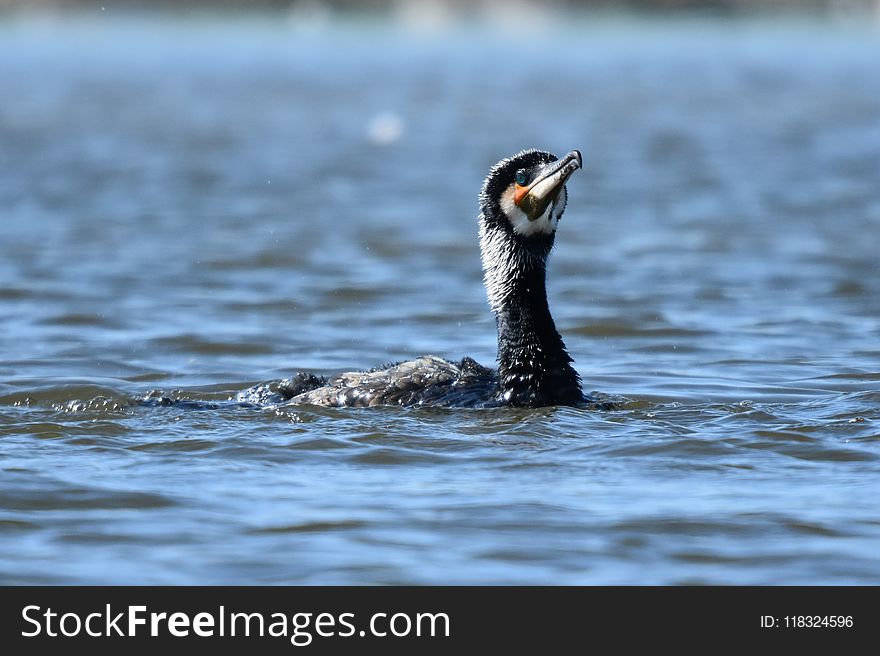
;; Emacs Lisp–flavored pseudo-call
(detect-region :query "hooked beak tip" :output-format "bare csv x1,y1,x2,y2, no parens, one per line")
569,150,583,169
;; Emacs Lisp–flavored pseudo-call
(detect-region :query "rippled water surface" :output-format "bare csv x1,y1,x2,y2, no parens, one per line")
1,16,879,584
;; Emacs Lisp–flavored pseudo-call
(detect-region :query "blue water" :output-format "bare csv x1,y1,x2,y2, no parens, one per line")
1,14,879,583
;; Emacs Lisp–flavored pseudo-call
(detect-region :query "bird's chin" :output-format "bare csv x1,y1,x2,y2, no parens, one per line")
498,182,564,237
510,200,561,238
518,190,558,222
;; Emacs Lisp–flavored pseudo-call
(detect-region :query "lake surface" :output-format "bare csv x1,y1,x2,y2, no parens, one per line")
1,14,879,584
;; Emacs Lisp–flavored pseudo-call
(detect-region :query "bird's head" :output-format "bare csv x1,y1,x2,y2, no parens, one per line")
479,148,582,239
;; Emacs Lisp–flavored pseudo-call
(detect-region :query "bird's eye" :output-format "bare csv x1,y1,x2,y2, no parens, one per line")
515,170,527,186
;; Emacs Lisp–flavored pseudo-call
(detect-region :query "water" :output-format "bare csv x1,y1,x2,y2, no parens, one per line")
1,15,879,584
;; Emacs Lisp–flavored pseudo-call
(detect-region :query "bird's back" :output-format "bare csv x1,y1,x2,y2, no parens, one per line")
279,355,499,408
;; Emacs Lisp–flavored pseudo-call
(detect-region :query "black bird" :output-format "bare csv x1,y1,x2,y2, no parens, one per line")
279,149,585,408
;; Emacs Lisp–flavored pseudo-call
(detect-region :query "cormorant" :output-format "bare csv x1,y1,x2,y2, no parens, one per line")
279,149,585,408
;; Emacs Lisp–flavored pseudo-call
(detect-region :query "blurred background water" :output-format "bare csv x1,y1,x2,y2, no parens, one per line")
1,1,879,584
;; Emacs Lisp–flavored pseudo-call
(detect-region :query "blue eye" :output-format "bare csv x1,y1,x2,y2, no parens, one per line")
515,170,527,185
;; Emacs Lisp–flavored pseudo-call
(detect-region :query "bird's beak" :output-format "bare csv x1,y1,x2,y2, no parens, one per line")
514,150,582,220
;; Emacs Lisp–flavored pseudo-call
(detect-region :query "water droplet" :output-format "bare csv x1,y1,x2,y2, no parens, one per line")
366,112,405,145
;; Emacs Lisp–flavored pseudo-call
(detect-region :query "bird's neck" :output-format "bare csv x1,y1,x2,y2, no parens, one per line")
481,230,582,407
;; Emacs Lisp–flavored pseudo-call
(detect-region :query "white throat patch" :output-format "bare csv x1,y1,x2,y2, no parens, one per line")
499,183,560,237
